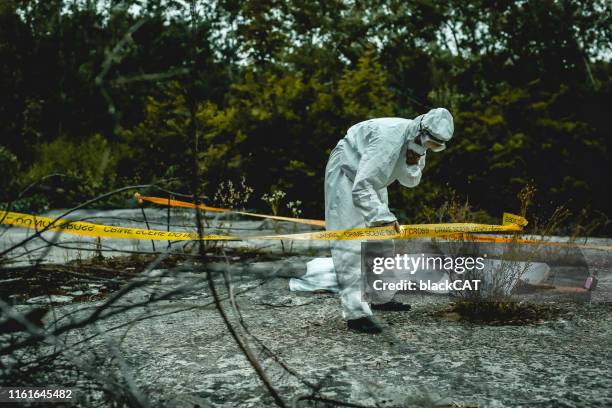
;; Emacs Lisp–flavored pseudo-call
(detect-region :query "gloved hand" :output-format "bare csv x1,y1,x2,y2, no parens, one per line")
382,220,401,233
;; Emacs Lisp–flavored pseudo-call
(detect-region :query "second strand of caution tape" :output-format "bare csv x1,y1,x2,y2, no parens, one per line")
0,211,527,241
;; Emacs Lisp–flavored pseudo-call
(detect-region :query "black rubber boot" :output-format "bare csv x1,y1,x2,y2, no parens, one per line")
346,316,383,334
371,301,411,312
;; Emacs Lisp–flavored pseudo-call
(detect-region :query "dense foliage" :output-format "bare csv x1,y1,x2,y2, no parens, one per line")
0,0,610,233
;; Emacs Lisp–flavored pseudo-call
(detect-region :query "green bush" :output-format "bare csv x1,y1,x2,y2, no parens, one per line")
24,134,120,207
0,146,19,200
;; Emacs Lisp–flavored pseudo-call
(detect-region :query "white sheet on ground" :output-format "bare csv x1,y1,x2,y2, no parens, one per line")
289,257,339,292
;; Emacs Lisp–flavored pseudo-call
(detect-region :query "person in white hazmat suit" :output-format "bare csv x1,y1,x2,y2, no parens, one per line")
291,108,454,333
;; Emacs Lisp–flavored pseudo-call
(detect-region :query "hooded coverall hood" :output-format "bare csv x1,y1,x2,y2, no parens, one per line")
396,108,454,187
420,107,454,142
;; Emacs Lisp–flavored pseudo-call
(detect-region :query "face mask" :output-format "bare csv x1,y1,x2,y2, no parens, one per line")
396,162,422,187
407,140,427,156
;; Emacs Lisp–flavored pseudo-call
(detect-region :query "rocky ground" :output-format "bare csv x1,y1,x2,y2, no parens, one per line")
63,271,611,407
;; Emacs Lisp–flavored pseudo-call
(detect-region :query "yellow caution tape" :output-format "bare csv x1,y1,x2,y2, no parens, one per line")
0,210,527,242
502,212,529,227
0,211,238,241
2,210,609,250
443,233,612,251
135,194,537,237
135,193,326,227
253,213,526,241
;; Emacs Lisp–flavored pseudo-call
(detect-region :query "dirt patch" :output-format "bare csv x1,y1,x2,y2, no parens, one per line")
0,254,180,305
433,301,566,325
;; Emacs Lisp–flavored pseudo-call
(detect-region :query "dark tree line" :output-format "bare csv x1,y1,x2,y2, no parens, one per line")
0,0,610,233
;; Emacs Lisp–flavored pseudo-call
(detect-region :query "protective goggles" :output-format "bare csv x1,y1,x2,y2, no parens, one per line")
418,120,446,152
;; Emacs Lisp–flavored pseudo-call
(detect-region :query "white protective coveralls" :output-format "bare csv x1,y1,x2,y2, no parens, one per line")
290,108,454,320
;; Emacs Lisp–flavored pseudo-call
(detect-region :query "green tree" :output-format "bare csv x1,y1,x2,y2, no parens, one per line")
338,47,395,122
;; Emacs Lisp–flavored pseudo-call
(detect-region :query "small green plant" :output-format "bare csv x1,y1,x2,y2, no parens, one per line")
261,190,286,216
286,200,302,218
208,176,254,251
284,200,303,254
517,184,536,217
261,190,304,255
444,300,561,325
213,176,254,209
420,188,495,225
93,237,104,262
